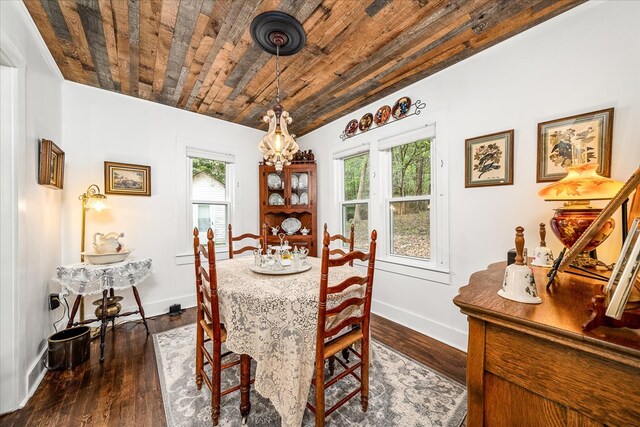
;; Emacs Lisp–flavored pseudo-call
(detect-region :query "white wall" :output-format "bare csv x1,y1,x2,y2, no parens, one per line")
300,1,640,351
61,82,264,320
0,1,64,413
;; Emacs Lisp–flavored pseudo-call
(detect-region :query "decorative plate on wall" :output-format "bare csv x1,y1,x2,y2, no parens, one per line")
392,97,412,119
374,105,391,126
345,119,358,137
359,113,373,132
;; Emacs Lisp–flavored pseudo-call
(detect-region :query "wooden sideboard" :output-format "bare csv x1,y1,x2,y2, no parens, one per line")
453,262,640,426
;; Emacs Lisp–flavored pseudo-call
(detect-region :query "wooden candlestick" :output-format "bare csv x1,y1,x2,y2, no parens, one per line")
515,226,525,266
539,223,546,247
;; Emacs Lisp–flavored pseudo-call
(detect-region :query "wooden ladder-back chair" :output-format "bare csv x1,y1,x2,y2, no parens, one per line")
193,228,251,425
228,223,266,258
307,229,377,426
323,223,355,266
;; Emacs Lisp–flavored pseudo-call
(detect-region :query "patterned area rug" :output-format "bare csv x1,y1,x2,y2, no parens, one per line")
154,324,466,427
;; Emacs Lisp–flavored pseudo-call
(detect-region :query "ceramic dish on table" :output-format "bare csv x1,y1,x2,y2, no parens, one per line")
249,263,312,275
81,249,133,265
268,193,285,205
267,173,282,189
281,217,302,235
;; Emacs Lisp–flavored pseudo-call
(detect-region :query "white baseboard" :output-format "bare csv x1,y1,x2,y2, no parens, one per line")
372,299,468,352
19,346,47,408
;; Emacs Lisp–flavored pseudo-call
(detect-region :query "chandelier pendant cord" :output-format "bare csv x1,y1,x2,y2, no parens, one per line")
275,44,281,104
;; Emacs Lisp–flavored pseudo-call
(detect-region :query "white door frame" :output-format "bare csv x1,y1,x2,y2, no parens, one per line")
0,30,25,415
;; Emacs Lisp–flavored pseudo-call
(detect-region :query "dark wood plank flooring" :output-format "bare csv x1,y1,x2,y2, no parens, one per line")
0,309,466,426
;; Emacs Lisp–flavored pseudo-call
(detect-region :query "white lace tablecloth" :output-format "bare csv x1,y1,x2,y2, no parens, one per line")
217,257,363,427
53,258,152,295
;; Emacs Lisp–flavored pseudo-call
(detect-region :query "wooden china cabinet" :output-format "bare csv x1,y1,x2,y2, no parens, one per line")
259,162,317,256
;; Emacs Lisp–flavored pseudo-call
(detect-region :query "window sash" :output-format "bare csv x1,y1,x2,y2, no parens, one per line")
387,198,432,261
192,202,228,245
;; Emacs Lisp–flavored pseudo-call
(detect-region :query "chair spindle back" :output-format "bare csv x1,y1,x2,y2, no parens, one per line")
323,223,356,266
193,228,222,342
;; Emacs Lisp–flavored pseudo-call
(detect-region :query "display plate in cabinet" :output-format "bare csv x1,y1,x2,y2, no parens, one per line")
267,173,282,189
268,193,284,205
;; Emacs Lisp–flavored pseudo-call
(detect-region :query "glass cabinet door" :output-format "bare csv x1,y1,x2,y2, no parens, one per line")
287,169,311,207
265,170,285,208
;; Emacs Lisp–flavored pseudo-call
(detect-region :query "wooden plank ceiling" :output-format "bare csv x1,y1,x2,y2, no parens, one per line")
25,0,584,136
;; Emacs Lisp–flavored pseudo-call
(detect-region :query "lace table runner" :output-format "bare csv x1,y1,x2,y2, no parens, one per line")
216,256,363,427
53,258,153,295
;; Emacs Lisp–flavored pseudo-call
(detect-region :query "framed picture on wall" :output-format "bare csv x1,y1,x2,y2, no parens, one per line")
104,161,151,196
536,108,613,182
465,129,514,188
38,139,65,189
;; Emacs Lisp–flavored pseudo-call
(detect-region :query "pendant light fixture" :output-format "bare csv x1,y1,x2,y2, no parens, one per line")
250,12,306,172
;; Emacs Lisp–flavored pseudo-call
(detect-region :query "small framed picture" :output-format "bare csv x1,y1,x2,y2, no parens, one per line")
465,130,514,188
38,139,65,189
104,161,151,196
536,108,613,182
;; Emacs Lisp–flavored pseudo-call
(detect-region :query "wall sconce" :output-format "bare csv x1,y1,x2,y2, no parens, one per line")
79,184,109,262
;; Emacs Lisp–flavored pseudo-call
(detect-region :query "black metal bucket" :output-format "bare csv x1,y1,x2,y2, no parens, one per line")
47,326,91,370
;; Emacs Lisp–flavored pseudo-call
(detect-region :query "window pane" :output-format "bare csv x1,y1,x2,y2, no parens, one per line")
343,153,369,201
342,203,369,249
390,200,430,259
192,203,227,245
191,157,226,202
392,139,431,197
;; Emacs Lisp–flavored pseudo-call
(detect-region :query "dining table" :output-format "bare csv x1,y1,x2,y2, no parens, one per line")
215,256,363,427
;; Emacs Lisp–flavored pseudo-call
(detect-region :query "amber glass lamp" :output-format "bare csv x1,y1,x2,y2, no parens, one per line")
538,163,624,267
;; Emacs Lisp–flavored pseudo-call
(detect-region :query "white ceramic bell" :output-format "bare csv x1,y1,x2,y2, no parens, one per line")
531,223,554,267
499,226,542,304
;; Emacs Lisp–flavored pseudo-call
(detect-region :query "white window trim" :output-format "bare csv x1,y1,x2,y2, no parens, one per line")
176,137,237,265
330,109,450,279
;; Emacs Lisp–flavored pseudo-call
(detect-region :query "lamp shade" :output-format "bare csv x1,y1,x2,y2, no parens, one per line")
537,164,623,201
85,196,109,212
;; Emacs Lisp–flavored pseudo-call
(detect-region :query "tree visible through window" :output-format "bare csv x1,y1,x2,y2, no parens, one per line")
342,153,369,248
390,138,431,259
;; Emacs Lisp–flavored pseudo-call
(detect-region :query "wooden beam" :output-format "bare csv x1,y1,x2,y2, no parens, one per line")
152,0,180,94
58,0,99,85
128,0,140,96
112,0,130,94
97,0,121,91
138,0,162,93
76,0,115,91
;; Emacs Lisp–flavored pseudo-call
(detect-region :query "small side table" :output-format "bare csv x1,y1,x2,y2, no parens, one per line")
53,258,152,362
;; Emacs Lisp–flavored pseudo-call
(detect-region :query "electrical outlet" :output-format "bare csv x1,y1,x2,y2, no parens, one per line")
48,293,60,310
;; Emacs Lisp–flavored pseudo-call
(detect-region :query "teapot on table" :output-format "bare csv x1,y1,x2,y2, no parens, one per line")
93,232,124,254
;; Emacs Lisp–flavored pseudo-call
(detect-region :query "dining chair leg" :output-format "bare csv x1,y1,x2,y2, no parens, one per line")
341,347,350,363
360,338,369,412
195,322,204,390
240,354,251,424
328,356,335,376
211,343,222,426
314,358,326,427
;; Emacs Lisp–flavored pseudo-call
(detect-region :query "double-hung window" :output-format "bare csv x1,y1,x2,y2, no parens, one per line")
386,138,432,260
188,155,231,247
340,152,370,249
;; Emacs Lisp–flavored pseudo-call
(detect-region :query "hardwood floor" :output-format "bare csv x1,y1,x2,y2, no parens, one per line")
0,309,466,426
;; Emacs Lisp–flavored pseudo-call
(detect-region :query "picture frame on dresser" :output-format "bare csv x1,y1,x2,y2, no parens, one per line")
38,139,65,189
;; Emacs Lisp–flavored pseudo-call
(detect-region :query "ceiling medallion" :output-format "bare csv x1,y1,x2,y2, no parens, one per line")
251,12,306,172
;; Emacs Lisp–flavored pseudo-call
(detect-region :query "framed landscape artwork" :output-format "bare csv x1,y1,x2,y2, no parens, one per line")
104,161,151,196
38,139,65,189
465,130,514,188
536,108,613,182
